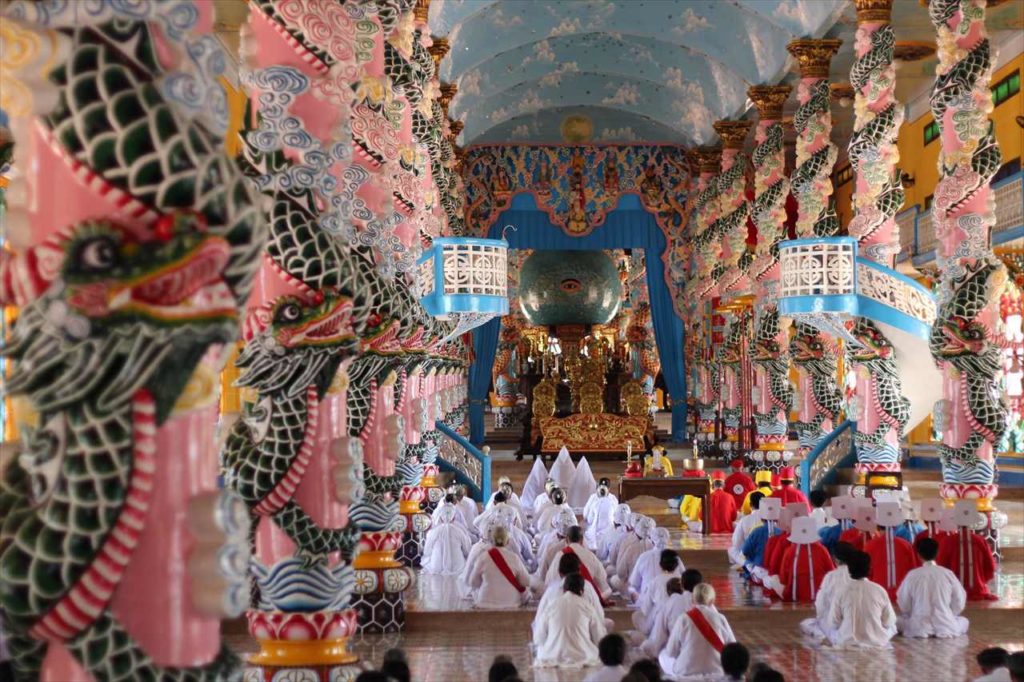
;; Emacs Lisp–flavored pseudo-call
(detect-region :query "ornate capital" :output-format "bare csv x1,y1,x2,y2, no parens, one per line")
854,0,893,24
748,85,792,121
786,39,842,78
693,147,722,174
414,0,430,25
449,119,464,138
439,82,458,117
713,120,752,150
428,37,450,67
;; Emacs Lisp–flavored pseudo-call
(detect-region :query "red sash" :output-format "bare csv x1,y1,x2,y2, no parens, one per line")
488,548,525,593
686,608,725,653
563,546,611,607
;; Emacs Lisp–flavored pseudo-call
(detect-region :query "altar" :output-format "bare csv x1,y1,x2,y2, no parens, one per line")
538,413,650,454
618,476,712,536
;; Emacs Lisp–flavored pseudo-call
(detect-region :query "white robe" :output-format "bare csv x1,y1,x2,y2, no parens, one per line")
727,513,761,566
458,540,492,600
800,564,850,641
432,502,470,533
810,507,831,530
641,591,693,657
568,456,597,510
549,446,576,491
631,548,683,602
896,562,969,639
422,518,473,576
457,496,480,528
474,503,523,534
659,604,736,680
827,579,897,648
533,592,606,668
533,580,606,638
583,665,629,682
974,669,1012,682
633,571,676,633
534,536,568,589
613,535,652,588
487,490,522,510
543,542,612,599
521,457,549,512
583,493,618,549
536,503,575,540
597,525,627,563
468,545,531,609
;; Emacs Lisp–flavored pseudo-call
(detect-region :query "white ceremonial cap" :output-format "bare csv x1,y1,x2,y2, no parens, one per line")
853,505,876,532
875,501,902,528
953,499,982,528
787,503,809,518
759,497,782,520
920,499,945,522
937,509,958,533
790,516,818,544
831,495,856,520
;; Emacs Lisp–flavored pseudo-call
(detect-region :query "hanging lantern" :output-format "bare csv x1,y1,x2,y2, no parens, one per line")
417,236,510,340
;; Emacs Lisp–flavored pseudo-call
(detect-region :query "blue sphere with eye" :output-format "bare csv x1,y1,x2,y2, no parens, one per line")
518,250,622,326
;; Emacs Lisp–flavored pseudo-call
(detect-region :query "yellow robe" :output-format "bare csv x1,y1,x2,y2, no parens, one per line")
741,486,773,516
643,454,675,477
680,495,702,523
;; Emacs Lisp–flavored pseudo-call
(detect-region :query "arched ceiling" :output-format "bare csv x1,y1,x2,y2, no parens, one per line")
429,0,846,146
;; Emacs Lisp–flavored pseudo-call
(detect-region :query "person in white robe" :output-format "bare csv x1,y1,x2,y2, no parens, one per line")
543,526,613,601
549,446,577,497
583,478,619,550
896,536,968,639
533,574,606,669
432,494,471,534
454,485,479,529
568,456,597,512
606,512,641,572
535,488,574,541
521,457,549,514
458,519,501,601
728,491,765,567
422,502,473,575
629,527,683,603
474,492,525,533
640,569,701,657
534,509,579,589
531,479,559,531
597,503,631,563
534,551,612,638
827,550,897,648
471,502,534,572
800,541,854,641
488,477,524,512
659,583,736,680
468,526,531,608
610,515,655,592
633,549,684,633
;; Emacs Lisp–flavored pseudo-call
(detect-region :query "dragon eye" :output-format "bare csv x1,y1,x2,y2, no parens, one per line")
275,302,302,324
77,238,117,272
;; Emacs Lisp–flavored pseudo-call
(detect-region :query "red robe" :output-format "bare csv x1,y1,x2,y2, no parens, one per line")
774,483,810,513
838,527,872,552
709,488,738,534
776,541,835,602
723,470,756,509
865,531,920,601
937,529,997,601
914,527,954,546
763,531,790,577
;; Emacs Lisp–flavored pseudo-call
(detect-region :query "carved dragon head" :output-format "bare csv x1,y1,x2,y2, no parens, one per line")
930,260,1006,365
847,318,894,362
790,322,830,364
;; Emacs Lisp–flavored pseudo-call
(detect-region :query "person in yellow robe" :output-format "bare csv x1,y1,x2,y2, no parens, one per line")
643,446,675,477
741,470,774,516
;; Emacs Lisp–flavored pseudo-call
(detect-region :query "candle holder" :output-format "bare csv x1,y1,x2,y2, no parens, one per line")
623,440,644,478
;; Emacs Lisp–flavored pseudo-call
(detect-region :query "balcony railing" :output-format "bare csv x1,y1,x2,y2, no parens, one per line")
800,420,857,497
435,420,492,503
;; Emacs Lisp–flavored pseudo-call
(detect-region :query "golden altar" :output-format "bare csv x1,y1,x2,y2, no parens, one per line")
538,413,650,453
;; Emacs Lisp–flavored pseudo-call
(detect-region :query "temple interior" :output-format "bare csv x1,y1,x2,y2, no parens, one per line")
1,0,1024,681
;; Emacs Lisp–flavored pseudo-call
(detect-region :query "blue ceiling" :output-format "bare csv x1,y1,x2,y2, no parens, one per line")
429,0,846,146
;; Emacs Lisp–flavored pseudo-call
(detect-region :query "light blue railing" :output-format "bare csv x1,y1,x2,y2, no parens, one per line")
435,420,492,503
800,420,858,497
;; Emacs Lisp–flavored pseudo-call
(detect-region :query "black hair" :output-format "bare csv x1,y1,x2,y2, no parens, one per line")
749,491,765,510
681,568,703,592
493,491,507,504
488,656,518,682
380,660,410,682
563,572,585,596
599,477,611,487
1006,651,1024,681
566,525,584,544
354,673,388,682
977,648,1009,672
832,542,855,566
915,536,939,562
382,648,407,665
551,488,566,505
629,658,662,682
847,551,871,580
750,668,785,682
444,493,456,505
721,642,750,679
557,552,582,577
598,633,627,666
666,577,683,596
809,490,828,508
659,549,680,572
758,480,772,489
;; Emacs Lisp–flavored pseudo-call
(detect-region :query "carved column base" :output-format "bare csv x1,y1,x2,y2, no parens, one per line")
396,501,431,567
246,610,360,682
854,462,901,491
352,532,414,633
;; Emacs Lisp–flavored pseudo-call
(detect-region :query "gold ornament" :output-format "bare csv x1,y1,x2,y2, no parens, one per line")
748,84,793,121
713,119,752,149
786,39,842,78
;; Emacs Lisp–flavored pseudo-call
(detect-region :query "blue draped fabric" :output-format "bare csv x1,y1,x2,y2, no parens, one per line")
468,193,688,443
470,316,501,445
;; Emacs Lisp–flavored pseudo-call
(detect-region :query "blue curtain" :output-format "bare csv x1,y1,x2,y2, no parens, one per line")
472,194,688,441
470,316,501,445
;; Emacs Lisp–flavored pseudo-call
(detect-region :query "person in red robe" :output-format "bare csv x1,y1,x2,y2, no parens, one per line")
723,459,755,510
865,502,919,601
774,466,810,512
914,499,954,546
937,502,997,601
709,471,738,534
838,505,876,553
770,517,836,602
764,504,809,579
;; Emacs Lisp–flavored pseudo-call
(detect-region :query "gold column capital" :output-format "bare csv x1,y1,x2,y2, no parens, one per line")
692,147,723,174
854,0,894,24
786,39,842,78
747,84,793,121
713,120,752,150
428,37,450,67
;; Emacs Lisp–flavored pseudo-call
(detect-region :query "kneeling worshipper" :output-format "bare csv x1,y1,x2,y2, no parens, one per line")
536,487,574,540
534,552,613,638
597,503,632,562
763,504,809,581
532,478,560,526
475,491,524,532
521,457,549,514
454,485,480,529
659,583,737,681
628,527,680,602
537,507,579,567
774,466,809,512
800,542,855,641
633,550,684,633
897,536,969,639
568,455,597,512
729,491,764,567
827,551,897,648
724,458,756,510
544,525,613,603
640,569,703,657
584,633,628,682
865,501,920,601
474,492,534,569
533,573,607,669
606,511,641,571
610,515,656,592
742,497,782,584
741,470,774,515
937,500,998,601
459,519,501,601
468,526,531,608
838,502,878,553
583,477,618,549
819,495,856,553
680,471,737,534
915,498,954,545
432,493,472,534
422,502,473,576
767,516,835,602
489,479,527,526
